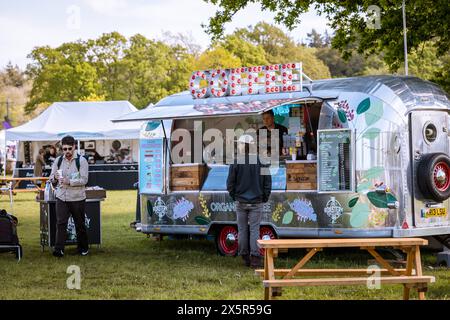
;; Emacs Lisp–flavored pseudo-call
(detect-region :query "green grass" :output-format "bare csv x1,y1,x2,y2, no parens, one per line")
0,191,449,300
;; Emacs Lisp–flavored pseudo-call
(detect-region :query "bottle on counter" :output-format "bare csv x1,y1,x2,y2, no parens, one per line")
295,132,302,148
302,136,308,159
290,134,296,148
282,132,288,155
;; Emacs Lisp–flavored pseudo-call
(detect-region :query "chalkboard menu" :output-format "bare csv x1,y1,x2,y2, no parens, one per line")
317,129,354,192
139,138,165,194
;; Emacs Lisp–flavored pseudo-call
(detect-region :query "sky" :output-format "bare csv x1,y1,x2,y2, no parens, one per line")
0,0,331,69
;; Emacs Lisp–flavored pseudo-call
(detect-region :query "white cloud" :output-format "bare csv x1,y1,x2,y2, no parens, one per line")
83,0,129,16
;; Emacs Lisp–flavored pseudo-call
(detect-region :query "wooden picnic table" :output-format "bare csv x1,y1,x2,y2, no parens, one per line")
0,177,49,193
256,238,435,300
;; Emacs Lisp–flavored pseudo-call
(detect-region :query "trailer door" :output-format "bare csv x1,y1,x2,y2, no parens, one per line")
410,111,450,228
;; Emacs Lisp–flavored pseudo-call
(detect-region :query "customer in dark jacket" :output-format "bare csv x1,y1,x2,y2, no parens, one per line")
227,134,272,268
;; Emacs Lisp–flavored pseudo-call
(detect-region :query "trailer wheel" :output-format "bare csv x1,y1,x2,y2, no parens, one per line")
259,226,277,256
216,226,238,256
417,153,450,202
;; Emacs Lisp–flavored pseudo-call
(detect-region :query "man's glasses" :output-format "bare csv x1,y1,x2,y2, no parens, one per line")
63,147,73,151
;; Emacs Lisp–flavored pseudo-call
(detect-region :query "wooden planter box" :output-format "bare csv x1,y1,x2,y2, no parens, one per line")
286,161,317,190
170,163,207,191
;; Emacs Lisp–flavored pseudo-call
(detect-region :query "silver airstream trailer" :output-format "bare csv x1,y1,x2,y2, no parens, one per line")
114,65,450,256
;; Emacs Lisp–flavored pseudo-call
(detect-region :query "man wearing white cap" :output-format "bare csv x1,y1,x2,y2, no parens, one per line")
226,134,272,268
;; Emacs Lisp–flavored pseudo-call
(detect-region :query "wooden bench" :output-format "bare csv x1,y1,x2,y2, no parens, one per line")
256,238,435,300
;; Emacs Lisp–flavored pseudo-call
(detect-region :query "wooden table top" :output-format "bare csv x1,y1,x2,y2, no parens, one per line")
0,177,49,182
257,238,428,249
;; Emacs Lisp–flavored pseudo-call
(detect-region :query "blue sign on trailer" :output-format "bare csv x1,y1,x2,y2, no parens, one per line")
139,138,164,194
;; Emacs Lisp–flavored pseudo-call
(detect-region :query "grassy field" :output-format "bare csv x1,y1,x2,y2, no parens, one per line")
0,191,448,300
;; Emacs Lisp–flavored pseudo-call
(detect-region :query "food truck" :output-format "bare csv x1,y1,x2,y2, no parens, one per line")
114,62,450,255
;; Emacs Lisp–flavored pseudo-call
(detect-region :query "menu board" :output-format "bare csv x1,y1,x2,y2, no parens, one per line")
139,138,165,194
317,129,354,192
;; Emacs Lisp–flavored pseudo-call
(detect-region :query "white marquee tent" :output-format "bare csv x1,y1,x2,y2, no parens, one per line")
5,101,144,164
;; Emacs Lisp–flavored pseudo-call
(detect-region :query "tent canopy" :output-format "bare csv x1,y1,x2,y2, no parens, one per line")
6,101,142,141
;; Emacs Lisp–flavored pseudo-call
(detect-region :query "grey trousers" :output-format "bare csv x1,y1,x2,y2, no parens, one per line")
236,201,263,257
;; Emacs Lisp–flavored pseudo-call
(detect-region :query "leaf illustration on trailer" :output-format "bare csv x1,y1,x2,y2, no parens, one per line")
350,203,370,228
348,197,359,208
365,99,383,126
367,192,398,208
362,128,381,140
367,192,388,208
337,109,347,123
282,211,294,225
386,193,397,203
361,167,384,180
357,181,372,192
195,216,211,225
357,97,371,114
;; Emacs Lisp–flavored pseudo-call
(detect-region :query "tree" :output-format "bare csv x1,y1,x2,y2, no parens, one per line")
306,29,324,48
25,32,197,112
86,32,128,101
1,62,25,87
203,0,450,70
194,46,241,71
433,55,450,94
161,31,202,57
122,34,195,108
231,23,331,79
218,35,268,66
26,44,100,113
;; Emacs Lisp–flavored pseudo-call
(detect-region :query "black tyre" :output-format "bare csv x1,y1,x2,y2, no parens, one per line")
417,153,450,202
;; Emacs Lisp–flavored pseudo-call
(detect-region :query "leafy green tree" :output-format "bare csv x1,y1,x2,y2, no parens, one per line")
122,34,195,108
26,44,100,113
25,32,196,112
231,23,330,79
433,55,450,94
86,32,128,101
194,46,242,71
218,35,268,66
203,0,450,71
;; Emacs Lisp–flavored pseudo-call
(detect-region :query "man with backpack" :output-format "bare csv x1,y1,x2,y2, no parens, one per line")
49,135,89,257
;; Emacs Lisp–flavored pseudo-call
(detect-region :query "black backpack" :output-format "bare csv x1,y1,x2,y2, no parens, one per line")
0,209,19,245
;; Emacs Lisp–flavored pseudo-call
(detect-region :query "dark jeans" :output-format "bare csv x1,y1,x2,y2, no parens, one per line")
55,199,88,252
236,202,263,257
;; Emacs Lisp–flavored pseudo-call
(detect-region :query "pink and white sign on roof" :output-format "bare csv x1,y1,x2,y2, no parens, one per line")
189,62,312,99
